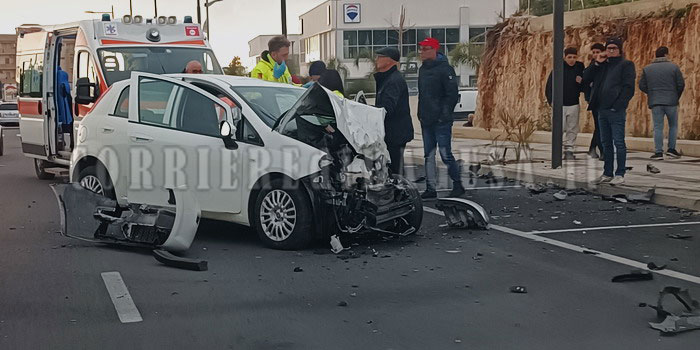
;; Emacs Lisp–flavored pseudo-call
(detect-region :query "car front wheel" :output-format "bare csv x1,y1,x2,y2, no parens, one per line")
253,179,313,250
78,165,116,199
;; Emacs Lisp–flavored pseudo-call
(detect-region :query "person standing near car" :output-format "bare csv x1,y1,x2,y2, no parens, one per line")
639,46,685,160
546,47,585,160
583,43,606,160
373,47,413,175
585,38,636,186
417,37,463,199
251,36,293,84
303,61,327,88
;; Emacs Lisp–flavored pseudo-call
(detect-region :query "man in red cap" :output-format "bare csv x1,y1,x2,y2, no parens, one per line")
417,37,462,199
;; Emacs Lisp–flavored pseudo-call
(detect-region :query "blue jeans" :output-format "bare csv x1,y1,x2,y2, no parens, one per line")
422,121,461,191
598,109,627,177
651,105,678,154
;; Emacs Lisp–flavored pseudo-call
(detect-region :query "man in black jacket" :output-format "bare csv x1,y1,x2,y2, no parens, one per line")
584,38,636,186
546,47,585,160
583,43,606,160
374,47,413,175
417,37,462,199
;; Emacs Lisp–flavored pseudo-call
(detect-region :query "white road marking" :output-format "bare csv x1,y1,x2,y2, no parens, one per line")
529,221,700,235
425,207,700,285
101,272,143,323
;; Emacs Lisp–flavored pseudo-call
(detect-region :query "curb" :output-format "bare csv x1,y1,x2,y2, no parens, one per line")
480,164,700,211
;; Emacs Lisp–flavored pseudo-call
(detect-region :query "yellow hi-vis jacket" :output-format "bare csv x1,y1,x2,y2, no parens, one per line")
250,54,292,84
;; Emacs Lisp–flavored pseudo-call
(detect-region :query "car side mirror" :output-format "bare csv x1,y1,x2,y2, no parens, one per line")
75,77,98,105
220,121,238,150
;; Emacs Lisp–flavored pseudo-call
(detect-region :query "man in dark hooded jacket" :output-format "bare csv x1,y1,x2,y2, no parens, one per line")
374,47,413,175
417,37,462,199
584,38,636,186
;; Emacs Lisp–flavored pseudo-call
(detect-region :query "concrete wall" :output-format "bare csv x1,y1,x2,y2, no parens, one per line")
477,2,700,140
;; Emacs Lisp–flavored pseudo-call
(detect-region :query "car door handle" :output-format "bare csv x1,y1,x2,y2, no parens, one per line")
130,136,154,143
102,127,115,134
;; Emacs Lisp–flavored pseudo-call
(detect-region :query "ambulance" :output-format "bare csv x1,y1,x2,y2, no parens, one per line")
16,14,222,179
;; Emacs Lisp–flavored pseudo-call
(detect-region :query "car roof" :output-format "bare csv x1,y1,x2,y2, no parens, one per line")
109,74,304,91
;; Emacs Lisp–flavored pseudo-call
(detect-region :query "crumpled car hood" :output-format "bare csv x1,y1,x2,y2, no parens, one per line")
275,83,389,162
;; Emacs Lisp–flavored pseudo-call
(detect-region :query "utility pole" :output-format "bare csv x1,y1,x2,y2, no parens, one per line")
129,0,133,16
281,0,288,36
197,0,202,24
552,0,564,169
154,0,158,17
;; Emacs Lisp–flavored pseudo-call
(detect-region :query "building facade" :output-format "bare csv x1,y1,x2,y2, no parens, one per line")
0,34,18,100
296,0,519,93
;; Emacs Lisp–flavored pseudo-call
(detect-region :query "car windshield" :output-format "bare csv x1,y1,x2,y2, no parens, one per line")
230,86,305,128
97,47,222,85
0,103,18,110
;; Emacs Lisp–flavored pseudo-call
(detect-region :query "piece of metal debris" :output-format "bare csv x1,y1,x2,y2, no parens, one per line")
510,286,528,294
573,220,582,225
647,262,667,271
337,301,348,307
582,250,599,255
644,286,700,334
152,250,208,271
649,315,700,334
666,234,693,240
611,270,653,283
293,267,304,272
435,198,489,229
647,164,661,174
553,190,568,201
628,188,655,203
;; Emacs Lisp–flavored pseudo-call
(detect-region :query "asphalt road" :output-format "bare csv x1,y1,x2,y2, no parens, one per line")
1,127,699,350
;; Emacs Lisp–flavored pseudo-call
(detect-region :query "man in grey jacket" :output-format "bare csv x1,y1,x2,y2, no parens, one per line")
639,46,685,159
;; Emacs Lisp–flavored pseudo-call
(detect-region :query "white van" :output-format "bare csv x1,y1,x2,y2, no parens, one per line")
16,14,222,179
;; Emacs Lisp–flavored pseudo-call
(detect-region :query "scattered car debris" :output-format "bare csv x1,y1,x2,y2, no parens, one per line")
553,190,568,201
627,188,655,203
435,198,489,229
643,286,700,335
293,267,304,272
647,164,661,174
152,250,208,271
625,166,634,172
445,250,462,254
330,235,349,254
666,233,693,240
510,286,528,294
647,262,667,271
611,270,653,283
413,176,426,183
573,220,582,225
337,301,348,307
582,250,599,255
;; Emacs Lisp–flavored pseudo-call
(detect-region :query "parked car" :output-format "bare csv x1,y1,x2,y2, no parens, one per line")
454,88,477,121
0,102,19,126
71,73,422,250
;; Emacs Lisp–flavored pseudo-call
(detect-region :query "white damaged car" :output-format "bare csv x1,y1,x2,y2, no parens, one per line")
70,73,422,250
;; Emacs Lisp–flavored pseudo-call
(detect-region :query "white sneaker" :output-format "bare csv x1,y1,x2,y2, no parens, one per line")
610,176,625,185
591,175,613,185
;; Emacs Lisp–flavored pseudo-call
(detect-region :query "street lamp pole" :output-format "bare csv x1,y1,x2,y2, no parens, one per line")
552,0,564,169
129,0,133,16
281,0,287,36
204,0,223,41
154,0,158,17
197,0,202,24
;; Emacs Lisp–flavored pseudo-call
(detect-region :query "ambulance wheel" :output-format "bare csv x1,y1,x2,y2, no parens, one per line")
253,179,313,250
34,159,55,180
78,165,115,199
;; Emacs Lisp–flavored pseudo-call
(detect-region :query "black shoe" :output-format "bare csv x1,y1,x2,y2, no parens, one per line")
448,184,466,198
650,153,664,160
421,190,438,200
666,149,682,159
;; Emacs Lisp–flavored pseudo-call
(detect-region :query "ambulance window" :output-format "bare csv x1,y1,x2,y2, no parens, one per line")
203,53,214,71
113,86,130,118
77,51,98,84
18,55,43,98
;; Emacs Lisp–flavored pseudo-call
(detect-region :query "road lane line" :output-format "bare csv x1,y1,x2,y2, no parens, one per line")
425,207,700,285
101,272,143,323
529,221,700,235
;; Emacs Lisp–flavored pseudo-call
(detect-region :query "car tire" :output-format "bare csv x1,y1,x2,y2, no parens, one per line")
78,165,116,199
34,159,55,180
253,179,314,250
395,174,423,234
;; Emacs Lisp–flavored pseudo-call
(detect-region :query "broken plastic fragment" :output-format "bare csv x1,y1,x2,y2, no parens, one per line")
611,270,653,283
647,262,667,271
330,235,348,254
553,190,568,201
628,188,655,203
647,164,661,174
666,234,692,240
152,250,208,271
510,286,528,294
435,198,489,229
526,183,547,194
649,315,700,334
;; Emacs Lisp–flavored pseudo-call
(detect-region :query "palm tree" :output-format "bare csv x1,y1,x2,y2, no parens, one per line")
353,50,377,78
449,41,484,72
325,56,349,80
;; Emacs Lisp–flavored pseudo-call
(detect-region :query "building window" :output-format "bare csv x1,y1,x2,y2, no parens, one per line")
469,27,492,44
469,75,478,87
343,27,460,59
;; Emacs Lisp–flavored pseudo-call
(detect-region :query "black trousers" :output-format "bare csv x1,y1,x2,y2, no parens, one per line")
387,143,406,175
589,110,603,155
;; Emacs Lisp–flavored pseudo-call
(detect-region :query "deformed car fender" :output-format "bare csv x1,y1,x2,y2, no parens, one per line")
435,198,490,229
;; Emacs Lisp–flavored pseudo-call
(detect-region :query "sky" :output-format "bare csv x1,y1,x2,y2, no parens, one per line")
0,0,324,69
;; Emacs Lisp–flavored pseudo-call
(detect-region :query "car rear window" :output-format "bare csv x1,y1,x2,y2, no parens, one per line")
0,104,18,110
